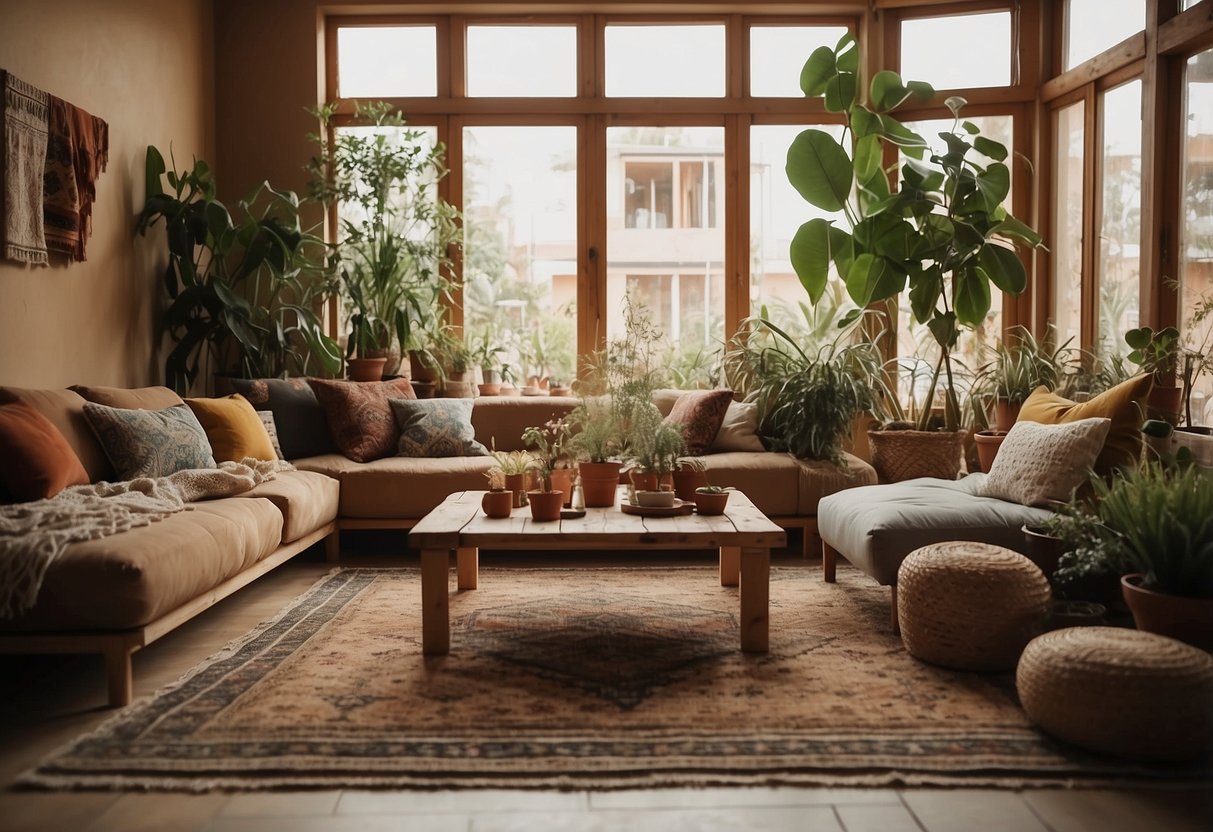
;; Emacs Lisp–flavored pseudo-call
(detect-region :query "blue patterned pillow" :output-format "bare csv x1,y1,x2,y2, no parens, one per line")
82,402,217,480
390,398,488,458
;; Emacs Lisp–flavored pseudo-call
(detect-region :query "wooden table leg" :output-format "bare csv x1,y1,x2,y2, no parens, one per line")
822,541,837,583
421,548,451,654
732,550,771,654
457,547,478,590
739,547,770,652
719,546,740,587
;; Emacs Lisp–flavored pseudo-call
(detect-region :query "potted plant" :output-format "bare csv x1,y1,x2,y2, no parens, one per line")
441,342,475,398
1125,325,1180,421
138,147,342,394
626,401,687,499
567,396,623,507
673,456,710,500
978,326,1074,430
693,484,733,516
787,33,1044,472
307,101,460,380
481,467,513,518
521,421,569,521
470,330,505,396
489,445,533,508
1093,462,1213,650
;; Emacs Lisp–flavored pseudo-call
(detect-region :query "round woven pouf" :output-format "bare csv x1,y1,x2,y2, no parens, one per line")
897,542,1051,671
1017,627,1213,762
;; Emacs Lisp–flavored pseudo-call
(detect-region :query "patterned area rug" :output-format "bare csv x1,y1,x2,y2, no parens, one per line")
21,567,1212,791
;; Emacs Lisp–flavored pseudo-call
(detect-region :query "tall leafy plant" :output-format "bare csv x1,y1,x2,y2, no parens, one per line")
138,146,341,395
308,102,460,360
786,33,1044,430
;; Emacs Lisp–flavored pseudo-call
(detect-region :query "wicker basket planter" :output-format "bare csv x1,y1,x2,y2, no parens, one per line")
867,429,963,482
1017,627,1213,762
896,541,1051,671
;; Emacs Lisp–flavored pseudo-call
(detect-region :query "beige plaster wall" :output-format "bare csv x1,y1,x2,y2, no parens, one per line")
0,0,214,389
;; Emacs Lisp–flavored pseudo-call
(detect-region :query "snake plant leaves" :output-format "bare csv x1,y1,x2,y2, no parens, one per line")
787,129,853,212
978,243,1027,294
954,265,992,327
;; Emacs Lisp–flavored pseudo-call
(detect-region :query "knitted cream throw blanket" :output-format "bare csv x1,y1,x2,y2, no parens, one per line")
0,459,291,619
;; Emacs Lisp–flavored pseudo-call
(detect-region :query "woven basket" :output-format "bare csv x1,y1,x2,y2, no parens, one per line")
1017,627,1213,762
867,429,963,482
897,542,1051,671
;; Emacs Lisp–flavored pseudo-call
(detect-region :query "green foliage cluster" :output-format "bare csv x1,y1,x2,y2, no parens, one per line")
977,326,1075,406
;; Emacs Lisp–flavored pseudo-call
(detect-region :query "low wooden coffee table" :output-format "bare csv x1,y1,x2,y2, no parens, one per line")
409,489,786,654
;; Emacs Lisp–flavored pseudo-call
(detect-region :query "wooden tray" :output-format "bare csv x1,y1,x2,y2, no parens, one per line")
619,499,694,517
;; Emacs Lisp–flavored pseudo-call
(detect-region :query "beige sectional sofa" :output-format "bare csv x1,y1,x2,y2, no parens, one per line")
0,384,875,707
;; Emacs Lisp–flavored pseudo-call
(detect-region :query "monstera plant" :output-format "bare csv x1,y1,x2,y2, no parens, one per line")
786,33,1044,430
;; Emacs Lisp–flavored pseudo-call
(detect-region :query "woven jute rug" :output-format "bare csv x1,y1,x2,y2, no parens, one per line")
21,566,1213,791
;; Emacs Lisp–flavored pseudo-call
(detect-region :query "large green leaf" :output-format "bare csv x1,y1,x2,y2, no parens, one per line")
854,134,882,182
845,254,885,306
990,216,1043,248
901,155,944,193
835,32,859,73
909,266,942,323
870,71,911,111
978,243,1027,294
800,46,838,97
144,146,166,202
954,266,992,327
829,225,855,280
927,310,960,350
786,129,853,212
824,72,857,113
850,106,881,139
973,135,1008,162
878,116,928,159
790,219,833,304
973,163,1010,212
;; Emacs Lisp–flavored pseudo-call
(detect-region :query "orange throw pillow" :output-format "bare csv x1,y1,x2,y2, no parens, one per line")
185,394,278,463
0,401,90,501
1016,374,1152,474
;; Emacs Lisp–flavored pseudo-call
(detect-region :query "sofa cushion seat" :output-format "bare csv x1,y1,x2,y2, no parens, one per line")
339,456,498,519
817,474,1054,586
0,497,283,632
234,470,338,542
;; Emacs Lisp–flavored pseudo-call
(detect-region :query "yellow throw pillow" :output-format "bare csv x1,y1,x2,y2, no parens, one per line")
1016,374,1152,474
185,394,277,463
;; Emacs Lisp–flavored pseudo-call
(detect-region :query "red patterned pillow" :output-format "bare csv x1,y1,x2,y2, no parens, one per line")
663,389,734,456
307,378,416,462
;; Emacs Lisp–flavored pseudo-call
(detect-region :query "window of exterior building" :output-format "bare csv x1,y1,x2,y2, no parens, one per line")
1065,0,1145,71
466,26,578,97
336,26,437,98
1096,80,1143,357
604,25,726,97
1181,47,1213,420
900,12,1012,89
1053,101,1086,350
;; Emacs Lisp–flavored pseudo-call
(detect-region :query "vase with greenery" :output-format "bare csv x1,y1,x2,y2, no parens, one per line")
626,401,687,494
489,445,534,508
138,147,341,394
786,32,1044,437
521,419,571,519
307,101,460,378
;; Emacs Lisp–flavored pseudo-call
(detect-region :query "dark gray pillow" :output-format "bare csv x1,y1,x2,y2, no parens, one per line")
82,403,216,480
228,378,335,460
390,398,489,457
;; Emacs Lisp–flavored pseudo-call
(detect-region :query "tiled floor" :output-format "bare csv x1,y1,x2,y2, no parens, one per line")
1,537,1209,832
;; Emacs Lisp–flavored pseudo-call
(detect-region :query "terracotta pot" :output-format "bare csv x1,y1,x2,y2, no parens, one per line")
673,467,710,500
499,385,522,397
548,467,575,508
1148,384,1183,422
629,470,659,493
442,380,476,398
694,490,730,516
1021,524,1065,579
504,473,529,508
527,490,564,522
481,490,513,519
364,347,403,378
1122,573,1213,651
346,357,387,382
410,380,436,399
994,400,1021,432
580,461,622,507
550,386,573,397
477,383,501,396
973,430,1008,473
408,351,441,384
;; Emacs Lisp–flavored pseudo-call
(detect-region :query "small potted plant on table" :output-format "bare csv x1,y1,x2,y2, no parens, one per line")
490,445,534,508
521,420,571,521
568,396,623,507
693,484,732,516
481,467,514,518
626,401,687,506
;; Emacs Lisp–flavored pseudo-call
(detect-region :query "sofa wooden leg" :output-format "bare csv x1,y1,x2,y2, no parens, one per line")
822,542,838,583
890,585,900,636
103,642,134,707
324,529,341,563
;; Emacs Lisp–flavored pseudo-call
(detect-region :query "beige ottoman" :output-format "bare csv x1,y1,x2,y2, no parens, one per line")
1017,627,1213,762
897,542,1051,671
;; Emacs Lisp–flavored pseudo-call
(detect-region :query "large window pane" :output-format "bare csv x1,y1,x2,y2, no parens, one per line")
750,124,854,344
1065,0,1145,71
1181,48,1213,423
466,26,577,97
463,127,578,386
607,127,724,384
605,25,726,97
337,27,437,98
900,12,1011,89
750,26,849,97
1053,101,1085,349
1096,80,1142,357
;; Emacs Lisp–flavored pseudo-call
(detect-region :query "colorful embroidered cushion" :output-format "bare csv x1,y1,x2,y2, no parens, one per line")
257,411,285,460
184,394,277,463
308,377,416,463
0,401,90,501
228,378,335,460
983,417,1111,507
1017,374,1152,474
663,389,734,456
82,402,216,480
390,398,489,458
